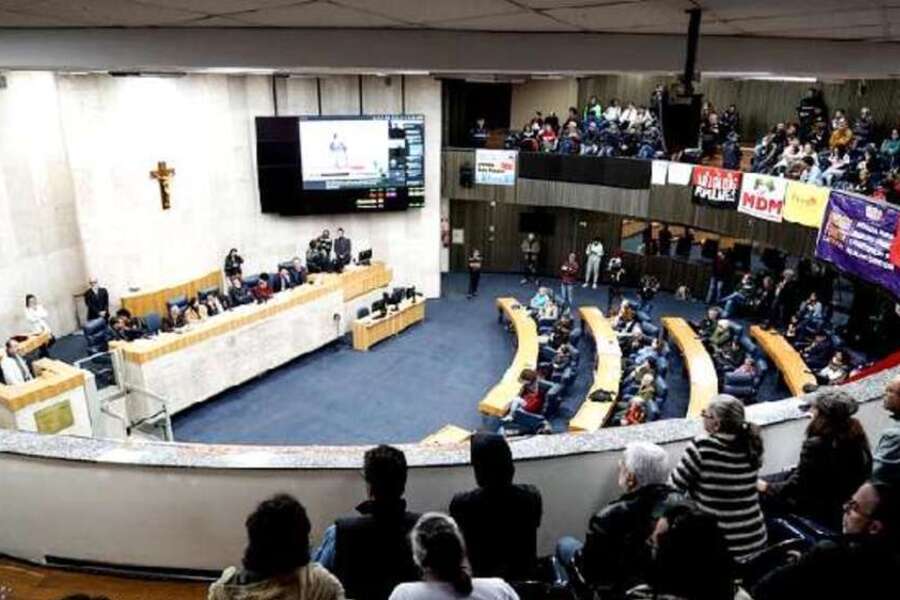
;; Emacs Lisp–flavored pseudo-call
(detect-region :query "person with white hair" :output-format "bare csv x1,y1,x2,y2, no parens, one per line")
554,442,682,595
388,512,518,600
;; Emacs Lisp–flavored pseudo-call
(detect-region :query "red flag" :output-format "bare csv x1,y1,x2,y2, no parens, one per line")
892,217,900,268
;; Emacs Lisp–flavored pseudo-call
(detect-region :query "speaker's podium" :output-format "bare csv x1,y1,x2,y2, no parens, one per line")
0,359,93,436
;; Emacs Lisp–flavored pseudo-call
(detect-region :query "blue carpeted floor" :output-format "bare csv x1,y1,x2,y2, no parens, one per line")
35,272,789,446
168,272,791,446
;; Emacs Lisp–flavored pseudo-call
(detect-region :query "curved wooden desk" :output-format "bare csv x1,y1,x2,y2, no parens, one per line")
570,307,621,432
121,269,222,318
750,325,817,397
17,331,51,356
478,297,539,417
661,317,717,418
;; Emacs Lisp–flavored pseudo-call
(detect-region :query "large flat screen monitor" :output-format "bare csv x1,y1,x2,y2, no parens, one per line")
256,114,424,215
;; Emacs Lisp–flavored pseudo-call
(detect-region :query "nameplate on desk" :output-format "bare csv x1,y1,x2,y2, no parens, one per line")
33,399,74,434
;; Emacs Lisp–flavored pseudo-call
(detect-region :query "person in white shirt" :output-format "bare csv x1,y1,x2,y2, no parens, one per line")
1,339,34,385
24,294,51,335
619,102,639,129
24,294,54,356
603,99,622,123
389,512,519,600
583,238,605,288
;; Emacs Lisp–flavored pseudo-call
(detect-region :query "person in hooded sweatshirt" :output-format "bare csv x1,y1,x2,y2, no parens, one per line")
208,493,345,600
449,432,543,581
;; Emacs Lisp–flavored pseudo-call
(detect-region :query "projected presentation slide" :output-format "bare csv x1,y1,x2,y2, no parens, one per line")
300,119,392,190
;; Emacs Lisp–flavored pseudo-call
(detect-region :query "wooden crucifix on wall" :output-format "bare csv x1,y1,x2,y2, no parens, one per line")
150,161,175,210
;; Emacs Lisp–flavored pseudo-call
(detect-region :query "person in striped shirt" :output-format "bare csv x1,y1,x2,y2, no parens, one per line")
670,394,768,561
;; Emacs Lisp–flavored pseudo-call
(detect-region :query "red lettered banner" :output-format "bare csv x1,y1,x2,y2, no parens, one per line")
691,166,741,209
738,173,788,222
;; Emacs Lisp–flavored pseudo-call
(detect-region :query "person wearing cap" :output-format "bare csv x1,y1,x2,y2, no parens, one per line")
873,373,900,487
449,433,542,581
757,390,872,531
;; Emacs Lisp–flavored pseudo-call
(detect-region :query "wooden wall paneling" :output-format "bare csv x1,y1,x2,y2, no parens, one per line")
516,179,650,217
442,149,517,203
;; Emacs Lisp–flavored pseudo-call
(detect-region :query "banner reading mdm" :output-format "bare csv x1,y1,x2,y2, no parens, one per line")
816,190,900,298
475,149,517,186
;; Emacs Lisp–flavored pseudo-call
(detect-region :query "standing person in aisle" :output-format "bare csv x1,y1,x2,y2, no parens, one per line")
583,237,604,289
520,233,541,285
606,253,627,315
467,249,483,300
559,252,579,308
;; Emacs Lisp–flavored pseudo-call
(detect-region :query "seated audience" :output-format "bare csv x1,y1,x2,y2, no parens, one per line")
109,316,143,341
801,332,834,371
620,397,649,426
731,357,759,379
274,267,294,293
538,299,559,322
229,277,254,307
528,287,551,315
817,351,849,385
290,256,308,286
873,374,900,487
758,390,872,531
752,481,900,600
224,248,244,278
707,319,733,353
449,433,542,581
503,369,545,423
0,338,34,385
629,503,742,600
183,297,207,323
721,273,757,317
208,494,344,600
713,338,745,373
205,292,228,316
162,304,186,332
306,240,325,273
252,275,273,303
692,306,722,341
388,513,518,600
315,445,420,600
556,442,680,596
670,394,768,560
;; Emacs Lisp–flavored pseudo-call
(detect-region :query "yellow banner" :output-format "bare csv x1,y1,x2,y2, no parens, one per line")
783,181,830,229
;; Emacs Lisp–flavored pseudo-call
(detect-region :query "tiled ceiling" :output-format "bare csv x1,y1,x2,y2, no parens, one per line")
0,0,899,42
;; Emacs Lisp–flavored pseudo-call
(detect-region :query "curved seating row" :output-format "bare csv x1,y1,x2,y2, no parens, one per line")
477,298,539,417
569,307,621,432
749,325,817,397
661,316,717,418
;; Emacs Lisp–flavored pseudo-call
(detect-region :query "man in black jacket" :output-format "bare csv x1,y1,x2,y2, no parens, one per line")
753,481,900,600
333,228,352,267
556,441,682,597
450,432,543,581
315,445,419,600
84,278,109,321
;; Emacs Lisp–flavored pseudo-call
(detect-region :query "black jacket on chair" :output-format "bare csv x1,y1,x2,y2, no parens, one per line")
333,499,420,600
84,287,110,321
